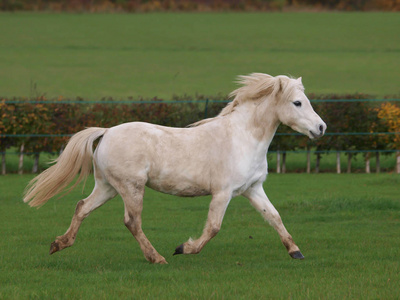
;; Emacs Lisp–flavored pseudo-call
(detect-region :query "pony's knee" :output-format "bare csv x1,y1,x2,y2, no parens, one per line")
263,209,282,227
271,211,282,223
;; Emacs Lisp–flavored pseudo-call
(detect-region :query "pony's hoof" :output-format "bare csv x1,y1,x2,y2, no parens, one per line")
290,251,305,259
173,244,184,256
49,241,60,255
158,258,168,264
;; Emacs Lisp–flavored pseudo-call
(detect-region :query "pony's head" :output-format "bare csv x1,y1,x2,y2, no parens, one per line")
230,73,326,139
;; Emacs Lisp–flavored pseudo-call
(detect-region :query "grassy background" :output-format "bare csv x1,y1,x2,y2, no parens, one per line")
0,174,399,298
1,12,399,98
1,12,399,299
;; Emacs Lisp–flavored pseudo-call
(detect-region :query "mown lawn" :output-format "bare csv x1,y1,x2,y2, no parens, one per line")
0,174,399,299
0,12,399,98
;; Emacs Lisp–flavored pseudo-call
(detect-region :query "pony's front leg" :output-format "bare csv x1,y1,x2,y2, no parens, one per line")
243,184,304,259
173,191,231,256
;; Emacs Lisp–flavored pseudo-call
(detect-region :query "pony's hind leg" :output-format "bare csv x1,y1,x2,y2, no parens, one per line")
49,179,117,255
116,178,167,264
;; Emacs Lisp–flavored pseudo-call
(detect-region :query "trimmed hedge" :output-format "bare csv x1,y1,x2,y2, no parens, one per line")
1,94,399,173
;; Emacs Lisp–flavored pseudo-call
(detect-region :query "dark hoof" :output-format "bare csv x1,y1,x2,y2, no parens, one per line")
173,244,184,256
290,251,305,260
49,241,60,255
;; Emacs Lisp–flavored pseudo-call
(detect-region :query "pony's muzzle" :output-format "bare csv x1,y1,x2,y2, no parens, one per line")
318,123,326,136
319,124,324,134
319,122,327,135
309,122,326,139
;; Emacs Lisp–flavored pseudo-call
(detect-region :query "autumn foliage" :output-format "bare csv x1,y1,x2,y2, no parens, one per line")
0,97,221,160
1,0,399,12
377,102,400,150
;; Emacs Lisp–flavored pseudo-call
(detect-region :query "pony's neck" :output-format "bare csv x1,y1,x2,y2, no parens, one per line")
228,99,280,151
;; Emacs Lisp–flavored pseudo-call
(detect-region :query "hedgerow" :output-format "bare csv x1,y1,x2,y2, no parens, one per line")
1,94,399,174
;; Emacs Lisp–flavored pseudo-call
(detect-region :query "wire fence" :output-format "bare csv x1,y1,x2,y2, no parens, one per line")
3,98,400,104
2,132,400,138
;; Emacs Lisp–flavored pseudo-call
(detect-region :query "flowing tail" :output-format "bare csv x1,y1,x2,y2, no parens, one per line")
23,127,107,207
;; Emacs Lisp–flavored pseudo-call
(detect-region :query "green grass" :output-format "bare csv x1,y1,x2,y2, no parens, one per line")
0,12,399,98
0,174,399,298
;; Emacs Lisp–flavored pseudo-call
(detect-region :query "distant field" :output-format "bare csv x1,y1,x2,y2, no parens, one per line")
0,174,399,298
0,12,399,98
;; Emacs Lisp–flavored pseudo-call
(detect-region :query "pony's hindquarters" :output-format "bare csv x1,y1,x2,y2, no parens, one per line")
23,127,107,207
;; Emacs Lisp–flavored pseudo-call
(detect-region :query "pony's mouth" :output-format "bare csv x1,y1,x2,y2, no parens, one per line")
309,130,323,139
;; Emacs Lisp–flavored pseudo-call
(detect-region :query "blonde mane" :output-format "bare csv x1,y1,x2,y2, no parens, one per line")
189,73,302,127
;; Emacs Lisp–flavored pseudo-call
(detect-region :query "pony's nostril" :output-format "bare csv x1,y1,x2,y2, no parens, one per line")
319,125,324,133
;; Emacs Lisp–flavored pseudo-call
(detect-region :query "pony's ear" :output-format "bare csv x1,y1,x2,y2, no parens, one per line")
275,76,289,97
297,77,302,84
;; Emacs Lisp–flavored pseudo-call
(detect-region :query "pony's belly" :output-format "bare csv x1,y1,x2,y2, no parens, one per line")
146,179,210,197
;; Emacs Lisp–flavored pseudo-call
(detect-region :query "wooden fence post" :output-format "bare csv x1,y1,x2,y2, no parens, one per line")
18,143,24,175
276,151,281,174
365,152,371,173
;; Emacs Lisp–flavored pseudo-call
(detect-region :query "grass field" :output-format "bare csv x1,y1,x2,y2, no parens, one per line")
1,12,400,299
1,12,399,98
0,174,399,298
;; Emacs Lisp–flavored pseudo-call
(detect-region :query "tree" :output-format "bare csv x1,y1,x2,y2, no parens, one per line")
377,102,400,173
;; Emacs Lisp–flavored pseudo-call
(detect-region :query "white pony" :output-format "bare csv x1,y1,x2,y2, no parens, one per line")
24,73,326,264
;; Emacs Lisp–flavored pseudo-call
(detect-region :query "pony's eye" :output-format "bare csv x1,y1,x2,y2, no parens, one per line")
293,101,302,107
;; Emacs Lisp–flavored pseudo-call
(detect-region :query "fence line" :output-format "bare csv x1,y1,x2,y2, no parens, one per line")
277,132,400,136
2,98,400,104
270,149,399,154
2,132,400,138
2,99,215,104
2,134,74,137
2,149,399,156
